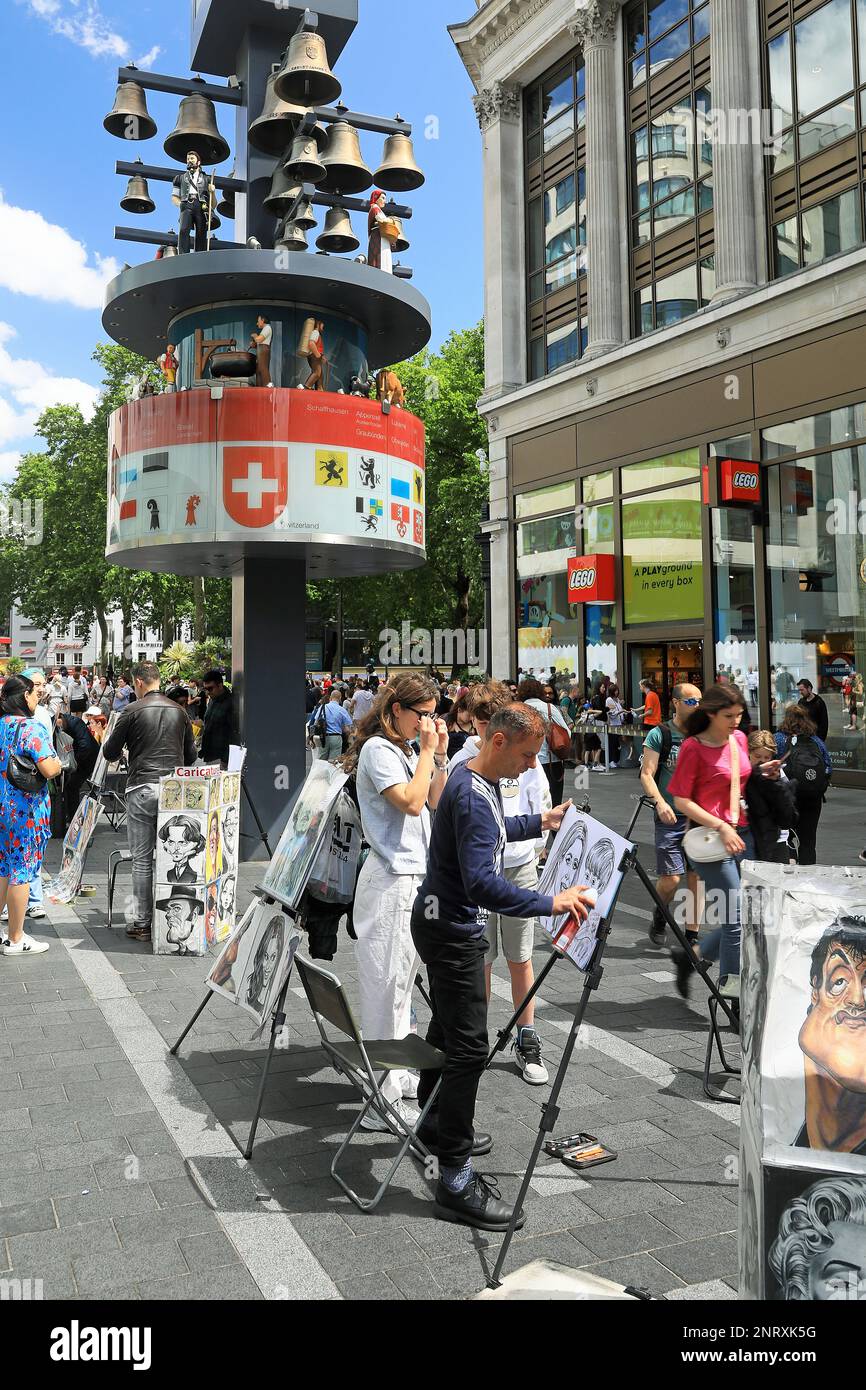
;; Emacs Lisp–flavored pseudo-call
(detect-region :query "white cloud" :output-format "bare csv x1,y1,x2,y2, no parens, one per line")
0,192,119,311
0,322,100,454
0,452,22,483
19,1,160,67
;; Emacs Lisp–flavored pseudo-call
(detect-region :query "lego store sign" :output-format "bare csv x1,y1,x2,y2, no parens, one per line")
719,458,761,505
567,554,616,604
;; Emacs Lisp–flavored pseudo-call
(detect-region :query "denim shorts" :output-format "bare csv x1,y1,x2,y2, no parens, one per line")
654,811,689,876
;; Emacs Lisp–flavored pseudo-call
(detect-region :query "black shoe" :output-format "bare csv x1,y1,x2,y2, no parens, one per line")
671,946,692,999
434,1172,525,1232
415,1123,493,1157
648,908,667,948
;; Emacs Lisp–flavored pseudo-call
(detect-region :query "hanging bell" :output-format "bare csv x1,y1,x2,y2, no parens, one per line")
392,218,410,253
273,31,341,107
162,243,178,258
104,80,157,141
374,130,425,192
207,207,221,232
283,131,326,185
216,167,236,219
164,80,230,165
316,207,359,254
275,219,309,252
320,121,372,195
292,196,318,231
119,163,155,215
248,68,307,155
263,163,303,216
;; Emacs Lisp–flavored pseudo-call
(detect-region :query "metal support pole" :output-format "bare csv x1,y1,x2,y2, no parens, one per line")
116,66,243,104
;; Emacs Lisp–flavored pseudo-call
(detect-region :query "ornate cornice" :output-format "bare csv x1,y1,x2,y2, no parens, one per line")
568,0,621,48
450,0,552,87
473,81,522,131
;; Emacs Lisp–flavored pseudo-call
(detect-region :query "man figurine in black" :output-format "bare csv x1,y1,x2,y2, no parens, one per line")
172,151,214,254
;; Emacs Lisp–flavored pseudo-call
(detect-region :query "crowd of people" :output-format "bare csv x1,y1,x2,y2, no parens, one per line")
0,663,237,952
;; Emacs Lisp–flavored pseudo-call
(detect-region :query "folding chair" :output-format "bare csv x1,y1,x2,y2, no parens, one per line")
704,996,741,1104
295,955,445,1212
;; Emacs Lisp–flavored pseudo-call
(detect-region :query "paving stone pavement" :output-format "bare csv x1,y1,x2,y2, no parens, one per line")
6,764,859,1301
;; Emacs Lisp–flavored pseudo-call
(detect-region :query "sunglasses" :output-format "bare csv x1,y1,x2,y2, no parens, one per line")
677,697,700,706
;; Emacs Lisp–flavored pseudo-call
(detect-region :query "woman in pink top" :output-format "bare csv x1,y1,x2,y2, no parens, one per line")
667,684,762,1001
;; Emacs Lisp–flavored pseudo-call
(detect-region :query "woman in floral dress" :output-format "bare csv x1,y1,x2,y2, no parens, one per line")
0,677,61,956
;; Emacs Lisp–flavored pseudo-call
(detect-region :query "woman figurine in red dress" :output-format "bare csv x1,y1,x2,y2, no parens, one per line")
367,190,393,273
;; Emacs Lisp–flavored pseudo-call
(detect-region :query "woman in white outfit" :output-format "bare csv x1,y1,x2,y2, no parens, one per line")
345,674,448,1129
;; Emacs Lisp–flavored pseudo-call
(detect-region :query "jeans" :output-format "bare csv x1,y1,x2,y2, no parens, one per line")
794,798,822,865
125,782,160,930
28,872,43,909
541,758,564,805
689,829,755,979
411,911,489,1168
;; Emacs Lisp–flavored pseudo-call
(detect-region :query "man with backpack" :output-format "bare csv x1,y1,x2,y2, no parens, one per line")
640,683,703,950
774,706,832,864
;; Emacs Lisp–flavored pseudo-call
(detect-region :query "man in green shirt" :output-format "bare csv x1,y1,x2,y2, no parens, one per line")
639,683,702,977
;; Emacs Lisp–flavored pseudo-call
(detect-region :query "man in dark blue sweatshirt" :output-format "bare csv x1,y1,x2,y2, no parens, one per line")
411,703,594,1232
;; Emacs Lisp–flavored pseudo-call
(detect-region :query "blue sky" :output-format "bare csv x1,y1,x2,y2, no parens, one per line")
0,0,482,480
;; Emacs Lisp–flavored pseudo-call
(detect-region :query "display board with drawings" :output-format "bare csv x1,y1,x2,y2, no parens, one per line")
153,765,242,955
535,807,634,971
260,760,348,911
738,862,866,1300
45,715,122,903
207,896,303,1031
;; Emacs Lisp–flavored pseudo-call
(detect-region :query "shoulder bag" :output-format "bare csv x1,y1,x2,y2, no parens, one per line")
683,734,741,864
5,719,47,795
545,702,572,761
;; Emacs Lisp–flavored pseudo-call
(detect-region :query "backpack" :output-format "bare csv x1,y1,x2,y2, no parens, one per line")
313,703,327,741
639,721,673,772
784,735,829,801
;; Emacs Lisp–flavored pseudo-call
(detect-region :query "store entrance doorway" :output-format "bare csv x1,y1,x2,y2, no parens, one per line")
628,641,704,721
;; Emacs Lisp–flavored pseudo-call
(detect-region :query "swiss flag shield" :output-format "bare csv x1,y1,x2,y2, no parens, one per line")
223,447,288,528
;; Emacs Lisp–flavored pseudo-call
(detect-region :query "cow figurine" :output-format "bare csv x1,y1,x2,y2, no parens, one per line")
376,369,404,409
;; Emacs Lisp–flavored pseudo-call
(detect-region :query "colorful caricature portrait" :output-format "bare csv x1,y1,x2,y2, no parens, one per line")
796,917,866,1153
205,808,222,882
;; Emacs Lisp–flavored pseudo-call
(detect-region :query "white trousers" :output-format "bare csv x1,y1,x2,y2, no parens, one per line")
352,854,422,1105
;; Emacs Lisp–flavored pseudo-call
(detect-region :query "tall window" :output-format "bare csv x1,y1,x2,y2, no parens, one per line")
525,52,588,380
763,0,866,277
625,0,714,335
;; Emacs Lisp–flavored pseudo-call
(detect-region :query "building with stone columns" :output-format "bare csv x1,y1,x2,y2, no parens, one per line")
451,0,866,785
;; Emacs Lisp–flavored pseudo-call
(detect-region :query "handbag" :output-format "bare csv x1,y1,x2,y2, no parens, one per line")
683,735,741,864
5,719,46,795
545,703,572,761
54,727,77,773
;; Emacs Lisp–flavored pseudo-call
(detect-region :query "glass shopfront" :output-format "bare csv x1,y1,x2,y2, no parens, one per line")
764,410,866,773
170,304,369,393
516,510,580,677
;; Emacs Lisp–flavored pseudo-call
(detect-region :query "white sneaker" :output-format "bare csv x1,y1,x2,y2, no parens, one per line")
0,907,7,923
359,1099,420,1132
3,934,49,957
513,1028,549,1085
401,1072,419,1100
26,906,46,920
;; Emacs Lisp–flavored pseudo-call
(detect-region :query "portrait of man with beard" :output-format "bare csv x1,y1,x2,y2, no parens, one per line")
795,916,866,1154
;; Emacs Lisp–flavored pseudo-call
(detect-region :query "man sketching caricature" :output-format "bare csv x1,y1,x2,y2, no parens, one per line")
795,916,866,1154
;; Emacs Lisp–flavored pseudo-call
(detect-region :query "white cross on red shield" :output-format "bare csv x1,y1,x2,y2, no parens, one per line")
222,447,288,528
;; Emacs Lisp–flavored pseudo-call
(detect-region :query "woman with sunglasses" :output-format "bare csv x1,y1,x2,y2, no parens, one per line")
343,674,448,1129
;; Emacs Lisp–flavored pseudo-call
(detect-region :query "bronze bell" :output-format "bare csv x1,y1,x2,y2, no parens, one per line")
263,163,303,216
273,31,341,107
374,131,425,192
284,131,326,185
120,164,155,215
320,121,372,195
248,67,310,156
292,197,318,231
276,219,309,252
216,166,236,219
104,80,157,141
392,218,410,253
164,81,230,165
316,207,359,254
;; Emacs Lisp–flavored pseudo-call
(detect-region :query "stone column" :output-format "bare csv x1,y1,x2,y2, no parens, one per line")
569,0,624,359
472,82,524,398
484,430,511,678
709,0,759,301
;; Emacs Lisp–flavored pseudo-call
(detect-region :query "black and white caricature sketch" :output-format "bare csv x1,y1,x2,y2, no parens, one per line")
768,1173,866,1300
536,808,632,972
155,885,205,956
157,814,207,884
